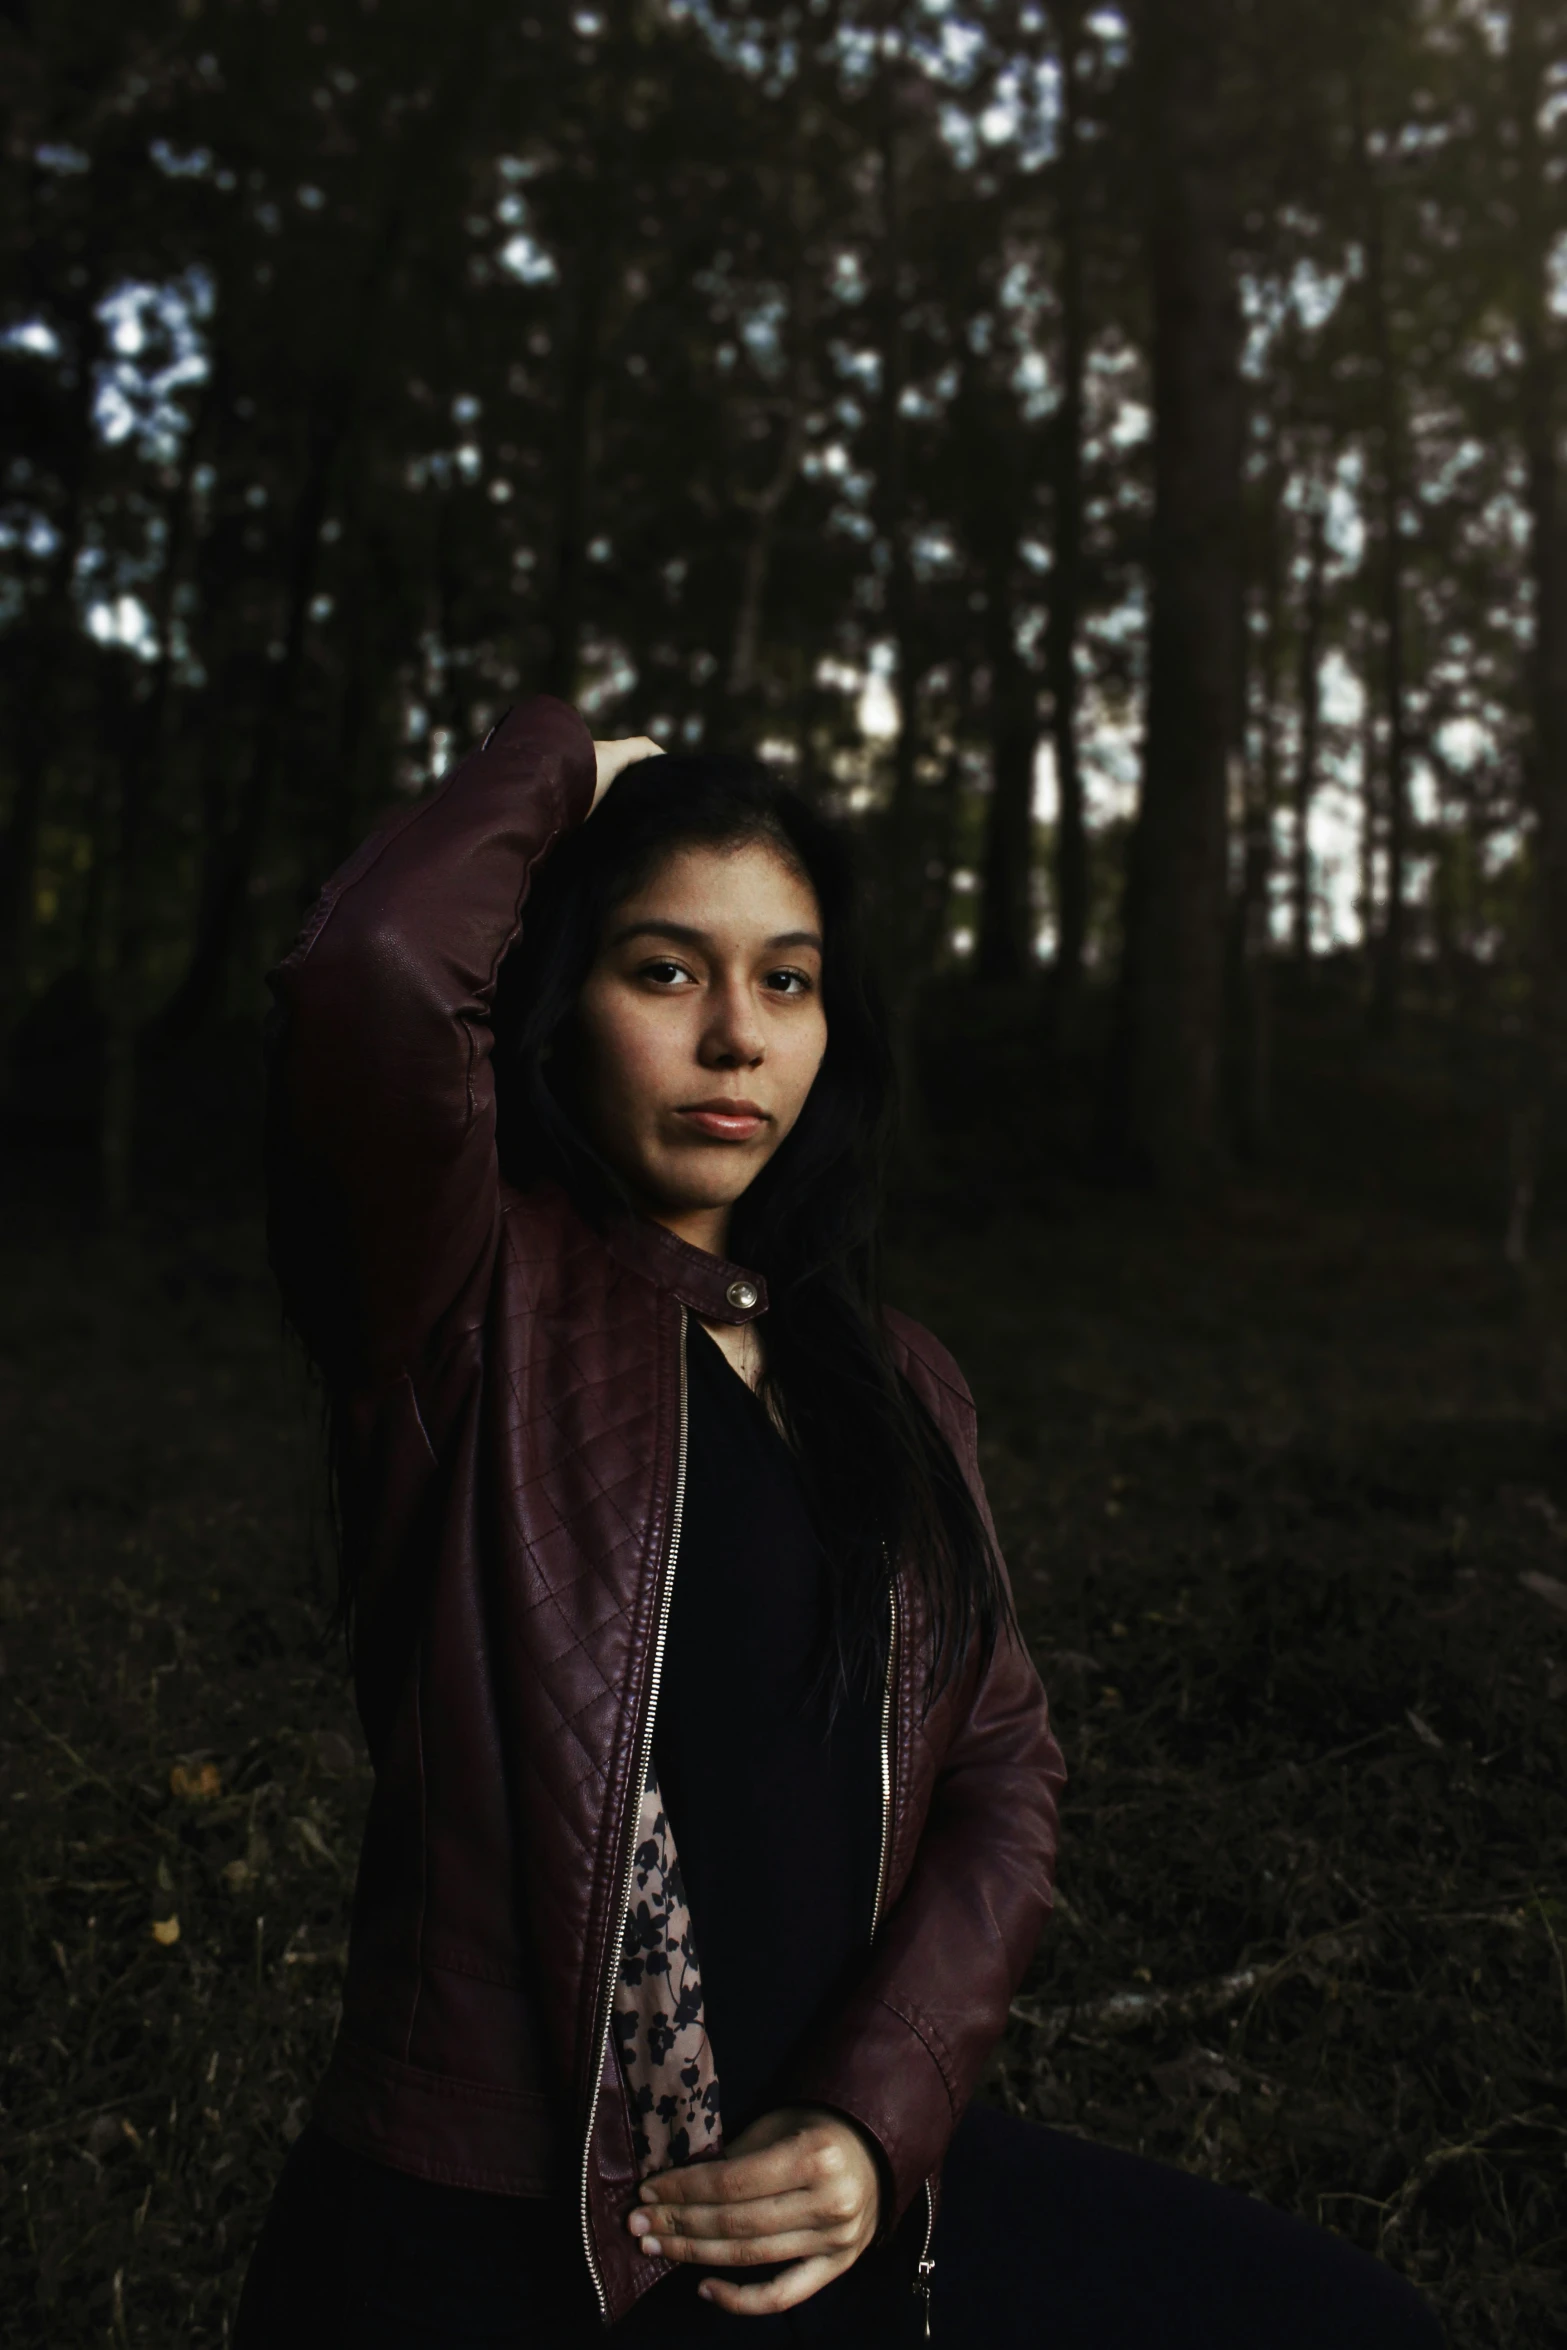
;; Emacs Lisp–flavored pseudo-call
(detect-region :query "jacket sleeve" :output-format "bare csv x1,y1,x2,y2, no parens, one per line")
783,1358,1065,2223
264,695,596,1387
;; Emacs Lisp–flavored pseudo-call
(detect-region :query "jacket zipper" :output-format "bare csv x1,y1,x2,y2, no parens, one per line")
870,1579,898,1936
915,2177,936,2335
870,1583,936,2335
578,1305,689,2320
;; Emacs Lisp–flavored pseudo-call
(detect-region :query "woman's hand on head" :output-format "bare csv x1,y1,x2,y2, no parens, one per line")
591,736,664,812
626,2105,883,2315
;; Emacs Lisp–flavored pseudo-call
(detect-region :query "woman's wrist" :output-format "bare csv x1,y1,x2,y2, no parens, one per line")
591,734,664,811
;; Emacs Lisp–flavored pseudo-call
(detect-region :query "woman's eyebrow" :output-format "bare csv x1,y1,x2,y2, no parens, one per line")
609,919,823,952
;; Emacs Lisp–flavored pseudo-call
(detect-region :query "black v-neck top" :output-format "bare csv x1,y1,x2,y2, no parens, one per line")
650,1319,884,2139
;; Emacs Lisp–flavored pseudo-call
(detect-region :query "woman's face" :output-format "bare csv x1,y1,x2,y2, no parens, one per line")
572,837,828,1249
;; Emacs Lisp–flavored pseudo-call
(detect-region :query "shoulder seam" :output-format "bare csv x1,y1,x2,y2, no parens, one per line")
885,1312,973,1411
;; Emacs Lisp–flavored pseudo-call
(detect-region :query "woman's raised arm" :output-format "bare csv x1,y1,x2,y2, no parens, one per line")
264,696,598,1388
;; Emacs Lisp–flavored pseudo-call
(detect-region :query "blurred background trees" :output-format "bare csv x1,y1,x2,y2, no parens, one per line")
3,0,1566,1212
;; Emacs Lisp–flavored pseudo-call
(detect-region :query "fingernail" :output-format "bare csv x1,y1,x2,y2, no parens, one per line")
640,2238,661,2259
698,2282,714,2301
628,2211,650,2237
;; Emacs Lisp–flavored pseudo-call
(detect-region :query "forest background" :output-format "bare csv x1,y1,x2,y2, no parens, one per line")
3,1,1567,2345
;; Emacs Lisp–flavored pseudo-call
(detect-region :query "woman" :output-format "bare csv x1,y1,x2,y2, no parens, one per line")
240,697,1440,2347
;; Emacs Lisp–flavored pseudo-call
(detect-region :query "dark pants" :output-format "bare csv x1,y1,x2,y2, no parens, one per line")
235,2106,1443,2348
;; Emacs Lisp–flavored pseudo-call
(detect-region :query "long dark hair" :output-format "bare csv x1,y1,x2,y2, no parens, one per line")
493,751,1012,1703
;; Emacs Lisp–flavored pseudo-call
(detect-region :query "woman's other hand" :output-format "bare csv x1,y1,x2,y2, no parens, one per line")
591,736,664,812
626,2105,882,2315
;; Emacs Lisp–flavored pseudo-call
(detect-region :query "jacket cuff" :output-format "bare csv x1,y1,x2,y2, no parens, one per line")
783,1990,957,2226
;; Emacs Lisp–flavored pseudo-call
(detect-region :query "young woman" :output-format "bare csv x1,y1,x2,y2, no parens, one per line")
239,698,1441,2348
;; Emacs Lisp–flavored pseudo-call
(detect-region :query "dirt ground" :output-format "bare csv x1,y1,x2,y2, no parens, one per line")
2,1148,1566,2347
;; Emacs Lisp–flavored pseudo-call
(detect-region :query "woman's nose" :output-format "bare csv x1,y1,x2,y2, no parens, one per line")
701,983,764,1067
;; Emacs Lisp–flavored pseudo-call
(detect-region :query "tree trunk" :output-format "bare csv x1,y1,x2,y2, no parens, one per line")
1357,93,1412,1035
0,310,98,1040
870,75,930,1128
329,517,389,870
0,628,65,1039
1233,425,1281,1157
727,225,816,715
1515,0,1567,984
976,573,1039,983
1506,0,1567,1262
1292,492,1328,961
873,70,922,905
1101,0,1243,1187
1356,603,1380,967
100,394,209,1221
540,226,608,704
154,175,416,1042
540,17,639,708
154,402,346,1041
1046,0,1089,1020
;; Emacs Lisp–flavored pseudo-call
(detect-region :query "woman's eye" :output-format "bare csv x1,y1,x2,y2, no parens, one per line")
766,969,814,997
640,959,693,987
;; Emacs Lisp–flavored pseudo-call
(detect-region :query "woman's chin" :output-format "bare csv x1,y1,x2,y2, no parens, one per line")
648,1142,775,1203
638,1159,766,1222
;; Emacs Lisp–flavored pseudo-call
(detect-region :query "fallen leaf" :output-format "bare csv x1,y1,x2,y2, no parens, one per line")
1406,1709,1444,1750
222,1859,253,1892
170,1761,222,1802
151,1914,180,1946
289,1814,339,1869
1520,1570,1567,1617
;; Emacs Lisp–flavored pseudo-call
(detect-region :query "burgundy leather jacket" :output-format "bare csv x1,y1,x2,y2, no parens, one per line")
264,696,1065,2326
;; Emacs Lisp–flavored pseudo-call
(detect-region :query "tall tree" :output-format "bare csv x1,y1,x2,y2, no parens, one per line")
540,172,615,704
1356,71,1414,1034
974,523,1042,983
1233,405,1285,1154
872,55,923,888
0,306,97,1035
1292,484,1329,960
1045,0,1091,1017
1102,0,1243,1184
1512,0,1567,991
1504,0,1567,1257
154,384,351,1039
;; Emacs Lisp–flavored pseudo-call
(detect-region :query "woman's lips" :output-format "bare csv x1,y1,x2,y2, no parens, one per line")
675,1103,769,1142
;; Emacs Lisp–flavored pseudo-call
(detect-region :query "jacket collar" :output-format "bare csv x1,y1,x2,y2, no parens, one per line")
604,1209,768,1324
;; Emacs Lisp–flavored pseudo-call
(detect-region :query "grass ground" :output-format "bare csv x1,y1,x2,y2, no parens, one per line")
2,1142,1565,2346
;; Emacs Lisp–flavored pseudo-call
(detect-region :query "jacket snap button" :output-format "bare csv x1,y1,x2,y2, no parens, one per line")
725,1278,759,1312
